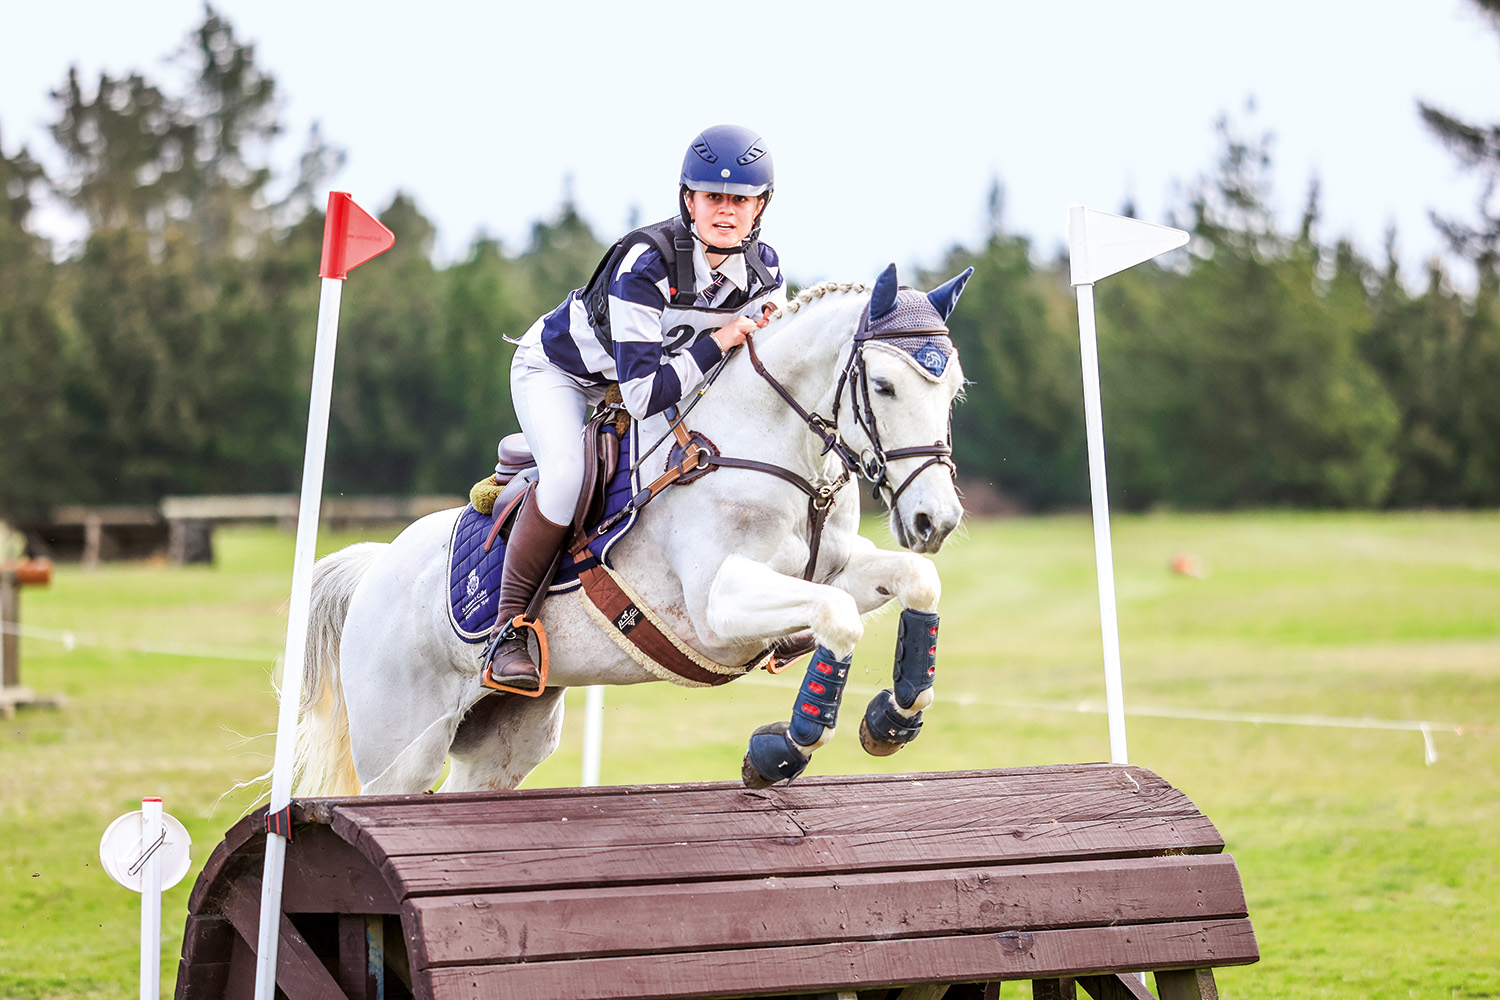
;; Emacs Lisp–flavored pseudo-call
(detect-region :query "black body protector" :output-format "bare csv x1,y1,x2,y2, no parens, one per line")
581,217,779,357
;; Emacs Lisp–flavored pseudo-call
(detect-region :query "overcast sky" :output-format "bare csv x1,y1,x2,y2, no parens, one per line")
3,0,1498,288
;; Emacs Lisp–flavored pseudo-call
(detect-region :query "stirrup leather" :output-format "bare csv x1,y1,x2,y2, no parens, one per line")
480,615,551,697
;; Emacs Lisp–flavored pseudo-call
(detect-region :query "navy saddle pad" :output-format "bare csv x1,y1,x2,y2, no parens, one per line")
447,425,641,642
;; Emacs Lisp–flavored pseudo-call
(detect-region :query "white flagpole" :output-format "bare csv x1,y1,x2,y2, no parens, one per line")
254,275,344,1000
581,686,605,786
1067,206,1190,768
1073,280,1130,766
139,797,162,1000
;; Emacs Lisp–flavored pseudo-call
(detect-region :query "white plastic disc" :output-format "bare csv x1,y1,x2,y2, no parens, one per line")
99,810,192,892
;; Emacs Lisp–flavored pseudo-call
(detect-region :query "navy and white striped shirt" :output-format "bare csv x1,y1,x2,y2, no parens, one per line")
526,236,785,419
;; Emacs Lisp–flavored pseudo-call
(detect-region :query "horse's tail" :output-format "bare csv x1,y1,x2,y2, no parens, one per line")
291,542,386,797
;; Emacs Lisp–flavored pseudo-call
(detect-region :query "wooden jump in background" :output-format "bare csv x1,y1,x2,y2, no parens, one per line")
0,550,60,717
176,764,1256,999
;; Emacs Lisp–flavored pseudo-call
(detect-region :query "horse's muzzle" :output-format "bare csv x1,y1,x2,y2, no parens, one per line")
896,506,959,554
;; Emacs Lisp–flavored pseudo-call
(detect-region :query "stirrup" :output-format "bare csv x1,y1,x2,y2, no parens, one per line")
480,616,550,697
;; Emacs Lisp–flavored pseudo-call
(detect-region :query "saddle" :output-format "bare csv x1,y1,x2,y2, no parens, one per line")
452,403,812,688
475,402,628,556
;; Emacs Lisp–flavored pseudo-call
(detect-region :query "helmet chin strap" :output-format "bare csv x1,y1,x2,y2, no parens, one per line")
690,228,749,256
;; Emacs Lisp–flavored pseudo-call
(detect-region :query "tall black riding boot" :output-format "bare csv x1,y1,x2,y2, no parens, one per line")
480,495,572,694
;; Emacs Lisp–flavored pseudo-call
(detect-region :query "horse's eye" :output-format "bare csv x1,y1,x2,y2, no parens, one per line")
873,378,896,398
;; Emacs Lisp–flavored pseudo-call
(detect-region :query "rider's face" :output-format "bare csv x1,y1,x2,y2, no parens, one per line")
684,190,765,247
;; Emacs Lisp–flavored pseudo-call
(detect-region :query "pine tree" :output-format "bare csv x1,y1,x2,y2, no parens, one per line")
1419,0,1500,270
0,128,81,518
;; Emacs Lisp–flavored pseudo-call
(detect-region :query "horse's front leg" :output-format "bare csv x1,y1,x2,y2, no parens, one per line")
706,555,865,788
825,537,943,758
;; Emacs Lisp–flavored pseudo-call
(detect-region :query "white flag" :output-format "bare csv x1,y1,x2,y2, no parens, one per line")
1068,206,1189,286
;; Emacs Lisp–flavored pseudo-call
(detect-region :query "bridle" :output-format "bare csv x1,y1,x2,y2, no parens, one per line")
743,307,957,511
713,307,955,576
600,299,957,582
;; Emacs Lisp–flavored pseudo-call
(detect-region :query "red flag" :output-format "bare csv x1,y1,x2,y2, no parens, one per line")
318,191,395,280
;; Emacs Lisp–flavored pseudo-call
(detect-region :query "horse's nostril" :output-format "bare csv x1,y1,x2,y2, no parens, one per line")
914,512,933,540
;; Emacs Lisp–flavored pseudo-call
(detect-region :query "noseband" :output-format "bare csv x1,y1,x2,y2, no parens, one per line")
743,307,957,512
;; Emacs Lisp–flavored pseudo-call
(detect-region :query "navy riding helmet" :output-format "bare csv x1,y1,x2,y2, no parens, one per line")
679,124,774,245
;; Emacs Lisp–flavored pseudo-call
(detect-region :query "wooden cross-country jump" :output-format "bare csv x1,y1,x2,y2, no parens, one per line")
176,764,1256,999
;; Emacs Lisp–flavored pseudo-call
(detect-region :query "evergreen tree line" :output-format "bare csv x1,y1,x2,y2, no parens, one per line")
2,7,1498,521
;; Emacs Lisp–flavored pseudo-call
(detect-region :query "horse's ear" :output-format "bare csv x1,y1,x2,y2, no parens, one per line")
927,267,974,319
870,263,899,320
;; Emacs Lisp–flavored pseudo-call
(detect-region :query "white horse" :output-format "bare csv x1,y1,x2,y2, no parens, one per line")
292,264,971,796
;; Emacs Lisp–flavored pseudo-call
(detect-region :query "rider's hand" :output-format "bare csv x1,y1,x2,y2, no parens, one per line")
711,315,760,352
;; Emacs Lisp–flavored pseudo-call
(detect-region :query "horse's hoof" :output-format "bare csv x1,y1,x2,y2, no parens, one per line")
741,754,778,789
859,690,922,757
859,716,905,757
741,721,809,788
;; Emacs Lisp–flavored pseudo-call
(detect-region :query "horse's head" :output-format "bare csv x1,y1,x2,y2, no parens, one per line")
839,264,972,554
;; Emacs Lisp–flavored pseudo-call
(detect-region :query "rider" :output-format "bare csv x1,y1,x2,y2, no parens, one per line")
482,124,788,694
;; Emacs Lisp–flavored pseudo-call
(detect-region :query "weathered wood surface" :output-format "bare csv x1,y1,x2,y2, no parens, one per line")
177,765,1257,1000
406,854,1248,966
421,920,1256,999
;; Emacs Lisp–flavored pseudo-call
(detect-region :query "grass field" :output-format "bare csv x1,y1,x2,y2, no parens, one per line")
1,511,1497,998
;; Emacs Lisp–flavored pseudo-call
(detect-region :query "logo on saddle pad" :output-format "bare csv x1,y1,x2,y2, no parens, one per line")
614,604,642,635
466,569,480,597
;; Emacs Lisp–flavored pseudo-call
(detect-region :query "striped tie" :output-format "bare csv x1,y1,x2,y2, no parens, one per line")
698,271,728,307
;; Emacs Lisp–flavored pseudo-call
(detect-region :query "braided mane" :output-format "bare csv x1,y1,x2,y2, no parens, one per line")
766,280,871,324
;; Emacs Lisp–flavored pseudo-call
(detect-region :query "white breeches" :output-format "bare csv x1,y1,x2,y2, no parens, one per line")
510,343,604,524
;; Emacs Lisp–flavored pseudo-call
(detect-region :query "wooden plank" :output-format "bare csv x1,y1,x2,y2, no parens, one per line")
282,824,399,914
382,815,1228,898
323,495,465,522
173,960,231,1000
331,784,1202,847
296,764,1172,820
187,813,263,913
1078,974,1157,1000
356,809,1220,872
174,915,235,999
1155,968,1219,1000
215,873,352,1000
409,855,1249,966
223,938,257,1000
318,765,1181,831
418,919,1259,1000
178,913,235,966
895,985,951,1000
337,915,381,1000
188,815,397,915
159,494,301,521
327,771,1217,878
160,493,463,523
339,805,806,857
785,790,1203,835
52,503,163,525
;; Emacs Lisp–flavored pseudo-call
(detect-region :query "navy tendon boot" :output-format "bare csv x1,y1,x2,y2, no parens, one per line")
860,608,938,756
743,646,851,788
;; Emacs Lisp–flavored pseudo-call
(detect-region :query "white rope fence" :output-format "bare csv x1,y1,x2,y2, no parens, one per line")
5,619,1487,765
1,620,275,662
726,671,1478,767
